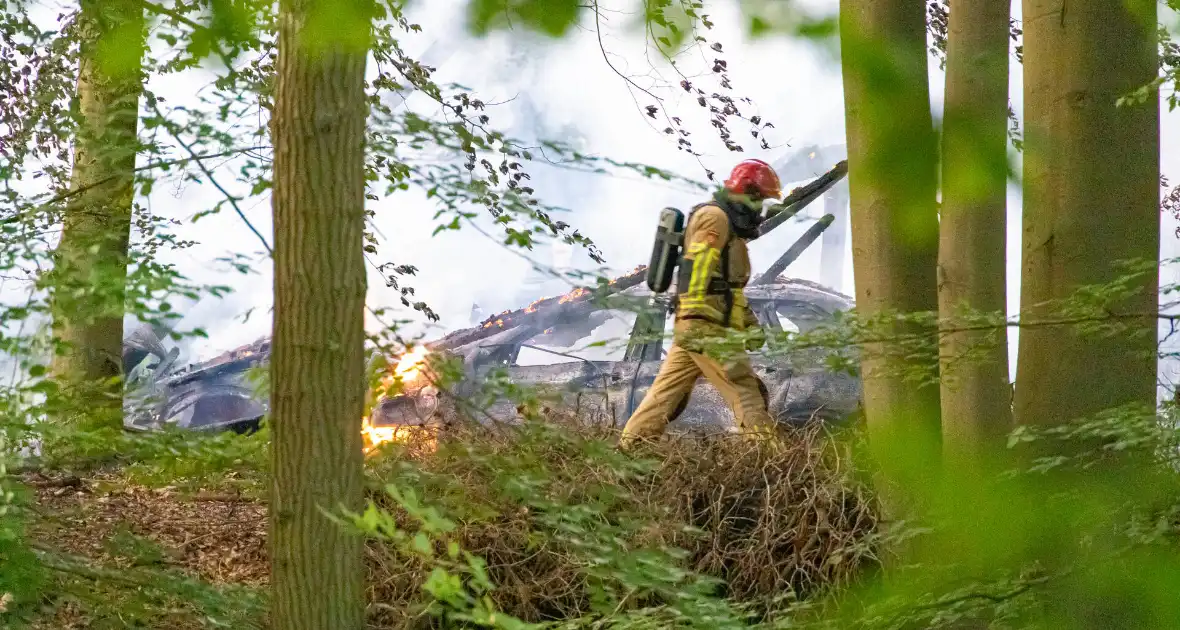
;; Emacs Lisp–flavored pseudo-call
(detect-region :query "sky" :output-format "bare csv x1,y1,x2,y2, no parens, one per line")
10,0,1180,389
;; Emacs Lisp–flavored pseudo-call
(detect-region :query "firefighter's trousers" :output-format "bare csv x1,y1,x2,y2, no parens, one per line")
620,327,776,447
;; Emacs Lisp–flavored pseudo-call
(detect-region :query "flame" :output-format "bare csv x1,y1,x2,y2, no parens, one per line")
809,151,816,159
559,287,588,304
524,295,550,313
393,345,429,381
611,266,644,283
482,315,510,328
374,345,431,393
361,345,438,454
362,418,437,454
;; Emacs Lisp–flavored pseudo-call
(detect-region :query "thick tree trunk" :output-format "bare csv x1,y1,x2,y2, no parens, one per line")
268,0,370,627
937,0,1013,462
49,0,146,423
839,0,942,484
1014,0,1159,429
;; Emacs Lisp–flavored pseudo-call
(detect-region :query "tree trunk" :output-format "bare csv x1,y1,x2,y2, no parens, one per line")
49,0,146,424
1014,0,1159,430
839,0,942,488
937,0,1013,462
269,0,370,627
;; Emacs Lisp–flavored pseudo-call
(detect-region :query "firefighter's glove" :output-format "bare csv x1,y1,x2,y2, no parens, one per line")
744,326,767,352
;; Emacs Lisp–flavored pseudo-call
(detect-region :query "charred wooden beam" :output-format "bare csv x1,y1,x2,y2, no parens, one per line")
428,267,649,351
757,160,848,238
752,214,836,286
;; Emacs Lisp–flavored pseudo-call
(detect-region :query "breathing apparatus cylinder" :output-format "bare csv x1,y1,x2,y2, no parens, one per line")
645,207,685,293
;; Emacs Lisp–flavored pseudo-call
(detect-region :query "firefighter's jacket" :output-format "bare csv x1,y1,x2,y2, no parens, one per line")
674,202,759,332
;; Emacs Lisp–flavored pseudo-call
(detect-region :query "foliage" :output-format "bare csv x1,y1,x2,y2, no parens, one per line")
349,415,876,628
0,454,47,621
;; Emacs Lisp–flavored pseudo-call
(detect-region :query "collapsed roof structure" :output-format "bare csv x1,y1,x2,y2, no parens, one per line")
122,161,863,441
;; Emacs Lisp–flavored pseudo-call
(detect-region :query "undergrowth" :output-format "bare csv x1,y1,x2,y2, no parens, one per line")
4,408,878,629
9,400,1180,629
353,418,879,628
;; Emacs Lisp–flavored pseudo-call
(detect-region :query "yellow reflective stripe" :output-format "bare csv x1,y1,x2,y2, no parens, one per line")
687,247,720,298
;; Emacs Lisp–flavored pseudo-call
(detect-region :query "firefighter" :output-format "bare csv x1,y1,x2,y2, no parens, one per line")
619,159,782,449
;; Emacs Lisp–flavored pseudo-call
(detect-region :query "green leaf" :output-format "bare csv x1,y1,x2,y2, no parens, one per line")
467,0,581,38
412,531,433,557
207,0,257,49
95,14,146,81
749,15,771,37
303,0,377,57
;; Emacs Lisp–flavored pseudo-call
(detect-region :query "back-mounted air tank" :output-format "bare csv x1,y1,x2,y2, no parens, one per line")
645,207,685,293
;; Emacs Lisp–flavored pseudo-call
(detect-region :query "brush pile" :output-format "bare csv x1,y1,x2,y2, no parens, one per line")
361,415,880,627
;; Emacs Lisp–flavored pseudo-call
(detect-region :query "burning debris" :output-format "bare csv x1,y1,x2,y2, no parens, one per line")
390,345,430,384
122,161,860,445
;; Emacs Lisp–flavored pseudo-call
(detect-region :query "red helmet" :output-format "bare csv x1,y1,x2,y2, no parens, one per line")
724,159,781,200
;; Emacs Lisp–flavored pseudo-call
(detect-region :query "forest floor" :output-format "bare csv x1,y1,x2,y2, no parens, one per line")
12,423,874,629
22,469,268,629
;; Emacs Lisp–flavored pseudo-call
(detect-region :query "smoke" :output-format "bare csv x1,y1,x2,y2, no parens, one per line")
359,0,853,335
9,0,1176,384
94,0,861,363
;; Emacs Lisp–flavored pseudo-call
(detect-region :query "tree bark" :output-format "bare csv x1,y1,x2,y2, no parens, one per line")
1014,0,1159,430
49,0,146,423
937,0,1013,462
839,0,942,487
269,0,370,627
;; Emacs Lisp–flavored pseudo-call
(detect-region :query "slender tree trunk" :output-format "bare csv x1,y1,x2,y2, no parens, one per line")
1014,0,1159,430
937,0,1013,462
269,0,371,627
49,0,146,424
840,0,942,490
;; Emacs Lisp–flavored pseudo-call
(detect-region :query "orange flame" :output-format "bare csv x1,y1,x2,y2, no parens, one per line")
524,294,552,313
393,345,429,381
362,346,438,454
362,419,437,453
610,266,644,283
559,287,588,304
372,346,431,405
